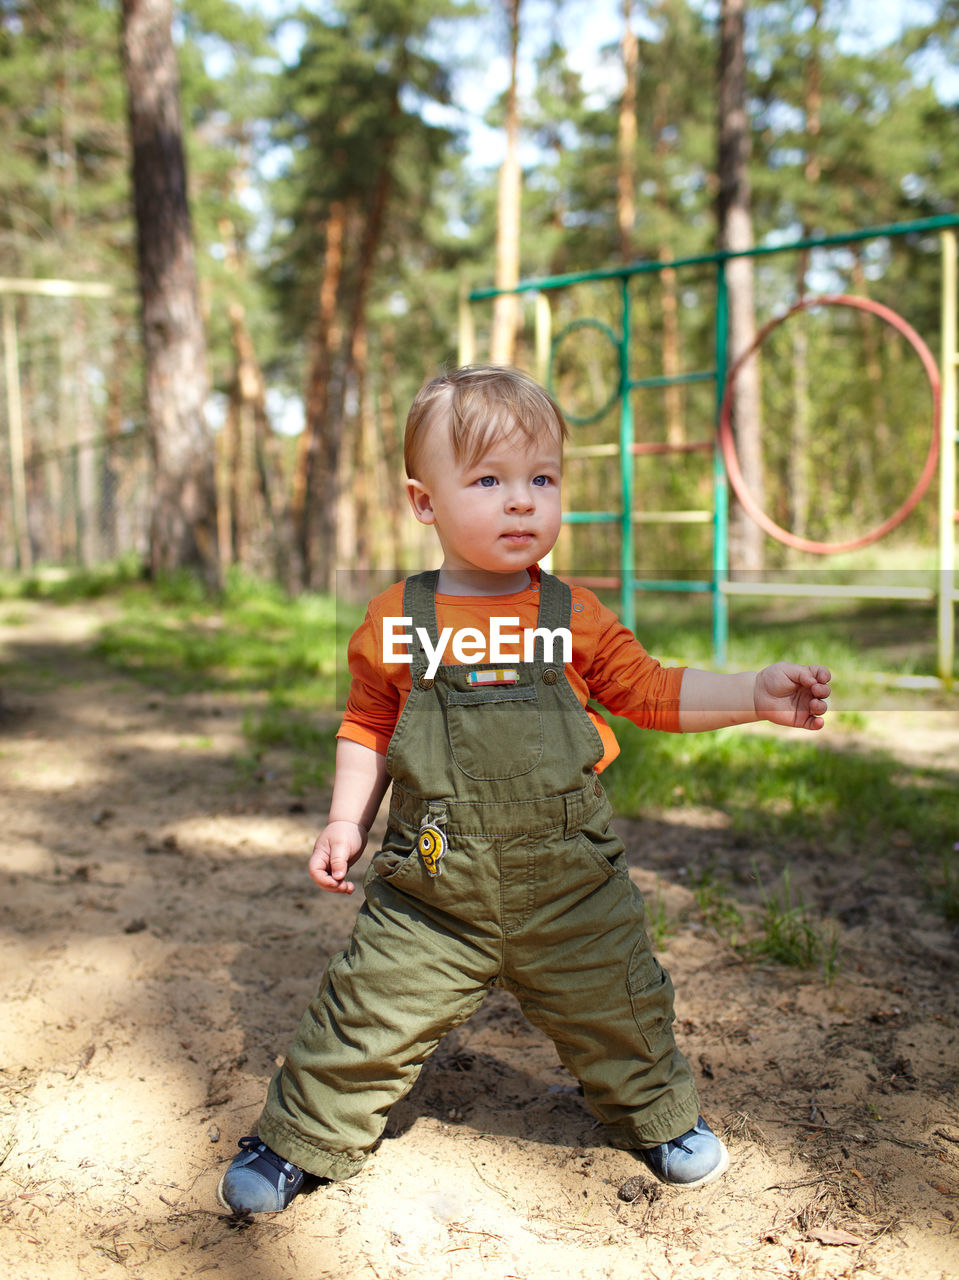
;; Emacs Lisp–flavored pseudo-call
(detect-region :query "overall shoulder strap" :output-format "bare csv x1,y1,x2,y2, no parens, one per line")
534,570,572,658
401,571,440,676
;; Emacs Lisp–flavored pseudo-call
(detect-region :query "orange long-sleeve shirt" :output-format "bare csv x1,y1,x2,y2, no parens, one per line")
337,567,685,773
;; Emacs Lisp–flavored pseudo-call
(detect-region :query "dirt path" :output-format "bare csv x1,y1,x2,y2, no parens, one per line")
1,599,957,1280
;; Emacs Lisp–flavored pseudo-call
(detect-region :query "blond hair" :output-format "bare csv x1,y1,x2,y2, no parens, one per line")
404,365,568,479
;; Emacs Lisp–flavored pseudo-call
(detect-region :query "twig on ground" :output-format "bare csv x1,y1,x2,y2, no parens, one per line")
469,1159,526,1211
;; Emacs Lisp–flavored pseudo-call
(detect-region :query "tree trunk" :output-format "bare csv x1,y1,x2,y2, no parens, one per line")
717,0,763,572
302,87,399,593
851,254,888,450
617,0,639,263
71,300,99,567
120,0,219,585
378,324,405,573
490,0,522,366
225,300,291,578
215,394,236,570
348,320,371,583
654,80,684,445
787,0,820,558
103,325,130,561
291,198,347,588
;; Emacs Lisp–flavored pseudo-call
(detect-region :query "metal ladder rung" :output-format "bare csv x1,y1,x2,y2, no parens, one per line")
628,369,716,391
562,575,621,590
562,511,621,524
632,510,712,524
721,581,936,602
632,578,713,594
565,444,621,458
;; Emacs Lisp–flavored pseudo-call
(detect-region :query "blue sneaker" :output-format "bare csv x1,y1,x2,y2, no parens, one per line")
638,1116,729,1188
217,1137,306,1214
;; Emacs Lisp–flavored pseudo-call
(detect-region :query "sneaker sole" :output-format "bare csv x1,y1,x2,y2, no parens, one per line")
216,1173,237,1213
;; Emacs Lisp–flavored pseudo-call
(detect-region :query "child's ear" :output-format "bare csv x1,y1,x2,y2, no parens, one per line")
406,479,436,525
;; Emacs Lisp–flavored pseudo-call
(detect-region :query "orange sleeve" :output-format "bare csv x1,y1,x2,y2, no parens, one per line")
336,587,407,756
573,588,685,733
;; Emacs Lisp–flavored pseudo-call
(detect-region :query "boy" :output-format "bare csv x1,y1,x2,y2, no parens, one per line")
219,364,831,1214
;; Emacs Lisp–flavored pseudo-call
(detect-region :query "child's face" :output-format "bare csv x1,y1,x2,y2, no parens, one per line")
407,418,563,588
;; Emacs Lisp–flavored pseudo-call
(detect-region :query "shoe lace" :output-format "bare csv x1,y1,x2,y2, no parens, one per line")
237,1136,301,1184
670,1126,699,1154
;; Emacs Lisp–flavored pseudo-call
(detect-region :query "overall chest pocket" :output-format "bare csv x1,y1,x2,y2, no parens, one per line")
445,683,543,780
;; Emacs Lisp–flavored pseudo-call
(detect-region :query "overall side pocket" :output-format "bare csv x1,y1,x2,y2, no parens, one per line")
369,826,418,882
626,941,677,1056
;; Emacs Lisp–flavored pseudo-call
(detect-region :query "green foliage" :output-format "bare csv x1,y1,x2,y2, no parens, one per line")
85,571,361,794
935,848,959,926
0,556,146,603
265,0,468,403
747,866,840,981
689,862,745,945
0,0,130,279
241,696,339,795
647,877,676,950
93,569,356,705
603,717,956,858
630,590,943,678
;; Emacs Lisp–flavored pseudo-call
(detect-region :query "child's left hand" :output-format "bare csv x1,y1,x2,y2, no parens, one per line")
754,663,832,731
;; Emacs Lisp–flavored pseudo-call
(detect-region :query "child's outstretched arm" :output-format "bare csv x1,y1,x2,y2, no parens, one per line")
678,663,831,733
308,739,390,895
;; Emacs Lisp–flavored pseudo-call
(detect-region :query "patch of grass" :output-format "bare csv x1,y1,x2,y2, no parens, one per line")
934,848,959,926
646,878,676,950
604,720,956,857
628,589,942,679
603,718,959,923
689,863,745,945
32,566,363,796
747,866,840,981
242,697,339,796
0,555,146,602
93,569,361,708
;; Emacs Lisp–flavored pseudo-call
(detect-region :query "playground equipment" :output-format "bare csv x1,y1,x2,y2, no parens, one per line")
460,214,959,684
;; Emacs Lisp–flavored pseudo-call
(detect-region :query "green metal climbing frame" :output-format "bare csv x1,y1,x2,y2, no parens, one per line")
460,214,959,683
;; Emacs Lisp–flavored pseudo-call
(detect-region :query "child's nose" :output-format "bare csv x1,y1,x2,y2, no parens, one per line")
505,486,535,512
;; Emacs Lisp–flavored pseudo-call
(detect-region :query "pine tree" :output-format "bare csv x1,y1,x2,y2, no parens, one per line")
121,0,219,582
266,0,464,590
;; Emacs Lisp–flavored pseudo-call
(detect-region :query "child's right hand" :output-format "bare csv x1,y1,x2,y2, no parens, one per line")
308,821,368,894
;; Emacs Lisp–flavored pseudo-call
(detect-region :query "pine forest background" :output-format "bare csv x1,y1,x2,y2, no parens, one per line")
1,0,957,602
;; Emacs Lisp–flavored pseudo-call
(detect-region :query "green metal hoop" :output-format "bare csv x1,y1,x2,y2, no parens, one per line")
547,317,622,426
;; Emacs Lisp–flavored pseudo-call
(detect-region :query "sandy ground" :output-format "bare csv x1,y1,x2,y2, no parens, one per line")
1,598,958,1280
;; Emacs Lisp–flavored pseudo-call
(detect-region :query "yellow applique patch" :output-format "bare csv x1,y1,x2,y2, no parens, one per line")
417,824,447,877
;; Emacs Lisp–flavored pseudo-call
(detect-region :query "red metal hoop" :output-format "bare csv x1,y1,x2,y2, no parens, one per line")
717,293,941,554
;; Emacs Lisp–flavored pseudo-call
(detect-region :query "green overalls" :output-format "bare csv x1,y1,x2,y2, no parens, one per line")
257,570,700,1180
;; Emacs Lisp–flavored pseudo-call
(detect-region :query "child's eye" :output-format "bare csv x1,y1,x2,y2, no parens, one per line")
477,475,498,488
532,474,553,487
